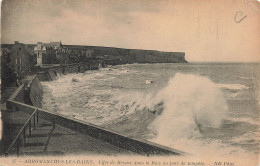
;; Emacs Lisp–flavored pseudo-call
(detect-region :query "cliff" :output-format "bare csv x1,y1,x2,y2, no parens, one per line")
2,43,187,65
65,45,187,64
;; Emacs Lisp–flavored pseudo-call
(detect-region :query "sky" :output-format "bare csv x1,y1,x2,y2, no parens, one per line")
1,0,260,62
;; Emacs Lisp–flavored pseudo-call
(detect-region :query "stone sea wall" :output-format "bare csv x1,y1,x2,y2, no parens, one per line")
36,62,100,81
29,76,43,108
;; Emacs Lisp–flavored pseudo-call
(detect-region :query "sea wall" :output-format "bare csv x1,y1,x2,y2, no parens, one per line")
7,85,25,104
5,75,42,109
36,62,100,81
29,76,43,108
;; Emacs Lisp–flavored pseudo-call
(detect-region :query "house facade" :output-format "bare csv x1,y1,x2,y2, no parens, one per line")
34,41,62,66
1,48,14,86
34,42,46,66
9,41,34,74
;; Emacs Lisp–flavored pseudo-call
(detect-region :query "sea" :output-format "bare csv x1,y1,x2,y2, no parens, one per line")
42,63,259,158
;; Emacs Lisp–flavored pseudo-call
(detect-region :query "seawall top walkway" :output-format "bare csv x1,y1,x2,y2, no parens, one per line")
3,110,133,156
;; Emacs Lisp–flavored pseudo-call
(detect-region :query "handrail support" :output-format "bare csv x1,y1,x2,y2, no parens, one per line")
23,128,26,147
16,139,20,157
5,108,38,156
29,119,31,137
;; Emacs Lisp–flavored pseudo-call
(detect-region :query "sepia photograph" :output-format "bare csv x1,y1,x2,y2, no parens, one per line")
0,0,259,165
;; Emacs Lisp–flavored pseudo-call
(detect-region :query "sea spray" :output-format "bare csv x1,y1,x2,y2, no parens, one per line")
107,73,229,142
149,73,228,144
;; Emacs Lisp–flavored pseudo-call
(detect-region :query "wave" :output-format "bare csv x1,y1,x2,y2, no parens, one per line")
106,73,235,156
217,84,249,90
141,73,258,157
232,117,260,126
231,131,260,146
145,80,154,84
240,76,252,80
71,78,81,82
148,73,228,141
111,73,254,157
119,70,130,74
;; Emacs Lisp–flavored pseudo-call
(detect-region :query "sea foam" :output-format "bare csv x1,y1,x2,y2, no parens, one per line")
147,73,229,152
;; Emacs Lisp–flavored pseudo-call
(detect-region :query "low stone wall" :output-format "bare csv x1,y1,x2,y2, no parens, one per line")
29,76,43,108
6,75,43,109
46,70,58,81
64,64,79,74
36,63,101,81
7,85,25,104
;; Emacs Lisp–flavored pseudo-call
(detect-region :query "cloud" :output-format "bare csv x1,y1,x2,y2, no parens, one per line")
1,0,260,62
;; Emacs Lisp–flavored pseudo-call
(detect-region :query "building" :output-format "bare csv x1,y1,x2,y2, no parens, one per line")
34,42,46,66
1,48,14,87
34,41,61,66
9,41,35,74
69,49,81,63
50,41,62,49
85,49,94,58
57,47,70,65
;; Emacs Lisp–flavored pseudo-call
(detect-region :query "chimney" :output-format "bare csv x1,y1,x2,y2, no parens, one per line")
14,41,19,44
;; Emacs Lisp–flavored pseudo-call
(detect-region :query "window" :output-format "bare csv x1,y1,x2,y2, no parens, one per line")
16,58,18,64
20,58,22,64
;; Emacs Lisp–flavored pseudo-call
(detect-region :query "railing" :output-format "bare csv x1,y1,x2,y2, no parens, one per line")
41,64,60,67
67,63,80,66
7,84,25,102
5,109,39,157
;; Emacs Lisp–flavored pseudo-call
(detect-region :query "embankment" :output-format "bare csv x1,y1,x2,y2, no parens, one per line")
35,63,99,81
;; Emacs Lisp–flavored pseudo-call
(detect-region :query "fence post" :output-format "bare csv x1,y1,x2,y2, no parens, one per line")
36,109,39,123
33,113,36,129
29,119,31,137
16,139,20,157
23,128,26,146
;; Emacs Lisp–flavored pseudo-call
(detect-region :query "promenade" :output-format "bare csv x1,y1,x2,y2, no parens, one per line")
1,108,132,156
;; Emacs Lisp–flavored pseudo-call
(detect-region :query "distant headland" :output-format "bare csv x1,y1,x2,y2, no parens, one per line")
1,41,187,85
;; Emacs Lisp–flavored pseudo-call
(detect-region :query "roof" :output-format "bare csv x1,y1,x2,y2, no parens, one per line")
25,46,35,55
12,42,25,49
1,48,11,53
50,41,62,47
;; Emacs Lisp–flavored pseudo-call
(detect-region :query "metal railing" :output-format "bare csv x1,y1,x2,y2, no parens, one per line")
5,108,39,157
